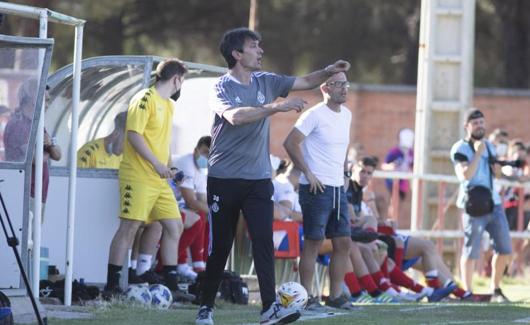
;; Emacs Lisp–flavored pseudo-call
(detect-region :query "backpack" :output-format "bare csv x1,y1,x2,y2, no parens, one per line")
0,290,13,325
189,270,249,305
39,279,100,303
220,271,249,305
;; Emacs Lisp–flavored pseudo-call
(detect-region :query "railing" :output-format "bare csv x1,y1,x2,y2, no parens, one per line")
372,170,530,240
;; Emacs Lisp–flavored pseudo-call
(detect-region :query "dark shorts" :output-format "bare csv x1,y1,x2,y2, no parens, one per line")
393,234,421,270
462,204,512,259
298,184,351,240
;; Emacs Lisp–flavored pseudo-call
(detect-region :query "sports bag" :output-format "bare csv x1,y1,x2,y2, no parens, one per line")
465,185,494,217
219,271,249,305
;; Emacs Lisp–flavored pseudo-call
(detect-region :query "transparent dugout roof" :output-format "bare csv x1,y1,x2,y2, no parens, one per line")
46,56,226,168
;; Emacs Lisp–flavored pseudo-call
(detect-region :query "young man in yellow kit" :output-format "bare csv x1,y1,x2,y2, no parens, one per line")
103,58,187,295
77,111,127,169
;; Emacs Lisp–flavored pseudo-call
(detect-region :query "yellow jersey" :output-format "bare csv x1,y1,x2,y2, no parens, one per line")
77,138,122,169
119,86,174,184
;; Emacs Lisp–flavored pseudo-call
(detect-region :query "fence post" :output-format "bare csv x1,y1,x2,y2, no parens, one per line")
390,179,401,227
436,181,446,254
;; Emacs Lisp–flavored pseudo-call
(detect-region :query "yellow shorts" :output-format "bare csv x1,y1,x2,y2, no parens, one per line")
119,179,181,222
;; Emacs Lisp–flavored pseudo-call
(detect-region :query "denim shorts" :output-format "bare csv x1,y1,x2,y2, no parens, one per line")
298,184,351,240
462,204,512,259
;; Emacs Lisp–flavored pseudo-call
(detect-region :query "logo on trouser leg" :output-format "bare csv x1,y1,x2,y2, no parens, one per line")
211,195,220,213
211,203,219,213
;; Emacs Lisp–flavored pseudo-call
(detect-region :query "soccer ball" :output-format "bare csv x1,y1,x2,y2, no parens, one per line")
125,284,152,305
276,282,308,310
149,284,173,309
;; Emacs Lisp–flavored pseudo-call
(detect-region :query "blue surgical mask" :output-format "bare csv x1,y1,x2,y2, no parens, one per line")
196,155,208,169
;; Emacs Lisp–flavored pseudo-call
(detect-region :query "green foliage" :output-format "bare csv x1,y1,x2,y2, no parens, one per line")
4,0,530,88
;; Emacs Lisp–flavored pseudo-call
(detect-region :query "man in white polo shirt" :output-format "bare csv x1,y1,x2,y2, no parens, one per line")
284,72,353,310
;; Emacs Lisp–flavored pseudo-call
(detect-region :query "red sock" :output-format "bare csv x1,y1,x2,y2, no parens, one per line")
344,272,362,295
371,271,391,291
177,219,202,264
426,274,441,288
389,265,424,293
190,215,206,263
359,274,380,295
394,247,404,269
377,225,396,235
452,286,468,298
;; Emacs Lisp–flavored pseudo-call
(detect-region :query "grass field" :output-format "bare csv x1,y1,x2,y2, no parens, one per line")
44,277,530,325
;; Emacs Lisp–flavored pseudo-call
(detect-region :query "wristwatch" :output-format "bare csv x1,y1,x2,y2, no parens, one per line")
344,170,352,178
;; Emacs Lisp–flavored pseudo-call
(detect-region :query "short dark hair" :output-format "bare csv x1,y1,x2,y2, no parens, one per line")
114,111,127,131
464,108,484,124
155,58,187,82
509,139,525,152
358,156,378,169
196,136,211,149
219,28,261,69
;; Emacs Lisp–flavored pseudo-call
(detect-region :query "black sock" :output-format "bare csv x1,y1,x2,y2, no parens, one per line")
106,264,122,288
351,290,362,298
163,265,177,290
368,289,383,298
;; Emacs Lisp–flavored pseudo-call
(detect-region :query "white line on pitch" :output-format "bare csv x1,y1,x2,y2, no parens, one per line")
399,305,445,312
513,316,530,323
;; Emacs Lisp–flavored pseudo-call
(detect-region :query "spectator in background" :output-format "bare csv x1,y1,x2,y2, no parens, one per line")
173,136,211,279
284,72,353,310
450,108,512,302
5,80,61,223
501,140,530,277
381,128,414,200
488,128,509,160
501,140,530,231
77,111,127,169
272,159,303,223
0,104,10,161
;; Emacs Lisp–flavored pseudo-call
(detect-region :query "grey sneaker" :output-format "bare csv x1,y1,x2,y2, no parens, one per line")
304,295,327,312
491,288,510,303
325,294,359,310
260,302,300,325
196,305,214,325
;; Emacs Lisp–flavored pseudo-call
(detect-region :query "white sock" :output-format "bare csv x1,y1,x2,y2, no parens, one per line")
136,254,152,275
425,270,439,278
422,287,434,296
385,287,399,296
192,261,206,269
177,263,190,271
444,279,453,288
130,260,137,270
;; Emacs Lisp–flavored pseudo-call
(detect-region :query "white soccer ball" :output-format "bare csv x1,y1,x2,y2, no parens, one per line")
276,282,308,310
149,284,173,309
125,284,152,305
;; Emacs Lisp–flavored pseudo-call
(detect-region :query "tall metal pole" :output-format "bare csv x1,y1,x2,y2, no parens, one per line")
64,23,84,306
31,8,48,299
249,0,259,31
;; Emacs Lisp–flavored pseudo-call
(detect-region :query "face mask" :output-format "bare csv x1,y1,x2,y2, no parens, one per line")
398,128,414,149
496,143,508,157
196,155,208,169
170,89,181,101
